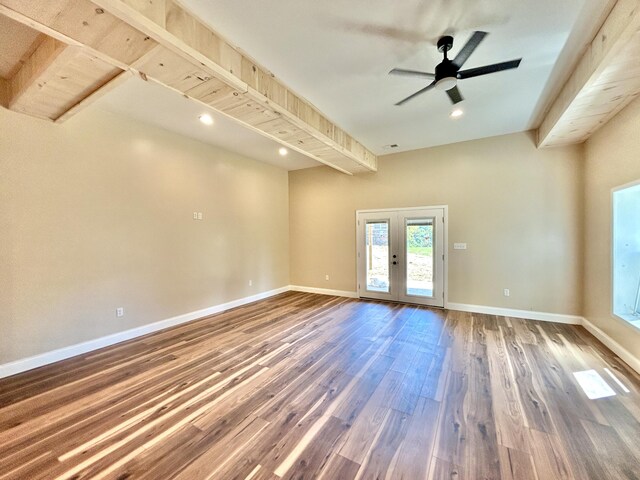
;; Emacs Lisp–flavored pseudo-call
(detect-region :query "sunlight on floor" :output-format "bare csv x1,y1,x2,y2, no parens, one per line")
573,369,617,399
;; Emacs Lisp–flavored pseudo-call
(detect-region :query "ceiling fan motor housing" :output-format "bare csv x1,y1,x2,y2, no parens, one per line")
435,35,459,90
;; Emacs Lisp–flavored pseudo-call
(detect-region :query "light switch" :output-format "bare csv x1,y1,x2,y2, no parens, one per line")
197,212,203,220
453,243,467,250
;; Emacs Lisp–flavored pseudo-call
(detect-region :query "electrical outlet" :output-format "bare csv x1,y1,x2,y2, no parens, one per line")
503,289,510,297
193,212,198,220
325,274,329,281
116,307,124,317
249,280,253,286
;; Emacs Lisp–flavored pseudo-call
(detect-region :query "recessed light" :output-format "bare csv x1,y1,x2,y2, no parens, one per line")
279,147,288,156
199,113,214,125
450,108,464,119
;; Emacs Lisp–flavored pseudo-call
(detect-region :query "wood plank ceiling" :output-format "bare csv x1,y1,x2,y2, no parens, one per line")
0,13,125,122
0,0,378,175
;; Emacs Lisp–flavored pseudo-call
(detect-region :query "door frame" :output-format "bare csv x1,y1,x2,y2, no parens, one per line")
355,205,449,307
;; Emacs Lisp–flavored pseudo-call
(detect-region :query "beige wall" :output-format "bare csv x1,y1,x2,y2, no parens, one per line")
289,132,583,315
0,107,289,364
6,97,636,367
583,97,640,360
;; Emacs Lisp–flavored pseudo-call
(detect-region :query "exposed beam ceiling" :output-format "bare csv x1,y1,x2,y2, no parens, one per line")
0,13,125,123
538,0,640,147
0,0,377,174
7,1,634,161
8,37,123,122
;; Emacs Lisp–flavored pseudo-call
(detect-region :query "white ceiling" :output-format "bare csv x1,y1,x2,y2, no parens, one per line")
178,0,613,155
95,77,319,170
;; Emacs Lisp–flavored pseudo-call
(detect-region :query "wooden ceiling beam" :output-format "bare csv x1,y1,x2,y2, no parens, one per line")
0,1,158,68
3,29,126,122
8,36,70,114
12,53,125,122
0,0,376,174
0,4,135,123
95,0,378,172
0,0,377,173
537,0,640,147
0,4,138,72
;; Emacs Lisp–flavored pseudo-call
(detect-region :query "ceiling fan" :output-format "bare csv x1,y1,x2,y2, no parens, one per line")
389,31,522,106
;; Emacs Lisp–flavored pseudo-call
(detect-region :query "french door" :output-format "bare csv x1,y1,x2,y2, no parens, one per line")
356,207,446,307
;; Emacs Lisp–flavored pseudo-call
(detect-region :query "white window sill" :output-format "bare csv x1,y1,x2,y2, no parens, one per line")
614,313,640,330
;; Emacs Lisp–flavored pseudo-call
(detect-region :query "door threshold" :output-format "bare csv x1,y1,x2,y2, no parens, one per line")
358,295,445,309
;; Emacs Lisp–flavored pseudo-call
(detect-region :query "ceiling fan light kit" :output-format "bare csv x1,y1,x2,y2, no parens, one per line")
435,77,457,91
390,31,522,108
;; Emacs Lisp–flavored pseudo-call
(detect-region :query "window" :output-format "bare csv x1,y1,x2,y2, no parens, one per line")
612,180,640,329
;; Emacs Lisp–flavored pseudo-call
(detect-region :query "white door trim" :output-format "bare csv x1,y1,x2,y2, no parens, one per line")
356,205,449,213
355,205,449,307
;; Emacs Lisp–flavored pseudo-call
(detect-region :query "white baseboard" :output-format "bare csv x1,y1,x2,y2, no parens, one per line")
0,286,290,379
446,302,640,374
581,317,640,375
446,302,583,325
4,286,638,379
289,285,358,298
289,291,582,326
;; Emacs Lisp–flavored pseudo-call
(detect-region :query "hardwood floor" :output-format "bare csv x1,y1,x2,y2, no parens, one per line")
1,292,639,480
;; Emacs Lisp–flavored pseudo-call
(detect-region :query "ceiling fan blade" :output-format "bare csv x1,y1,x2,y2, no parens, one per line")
458,59,522,79
453,31,488,67
395,81,436,106
389,68,435,79
446,85,464,104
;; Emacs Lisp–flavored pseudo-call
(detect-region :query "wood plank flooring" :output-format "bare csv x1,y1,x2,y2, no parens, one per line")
1,292,639,479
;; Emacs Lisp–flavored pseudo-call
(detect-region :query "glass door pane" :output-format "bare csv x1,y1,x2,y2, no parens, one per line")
405,218,434,297
365,221,390,293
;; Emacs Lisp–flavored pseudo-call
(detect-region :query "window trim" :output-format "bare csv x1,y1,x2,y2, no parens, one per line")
611,178,640,330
